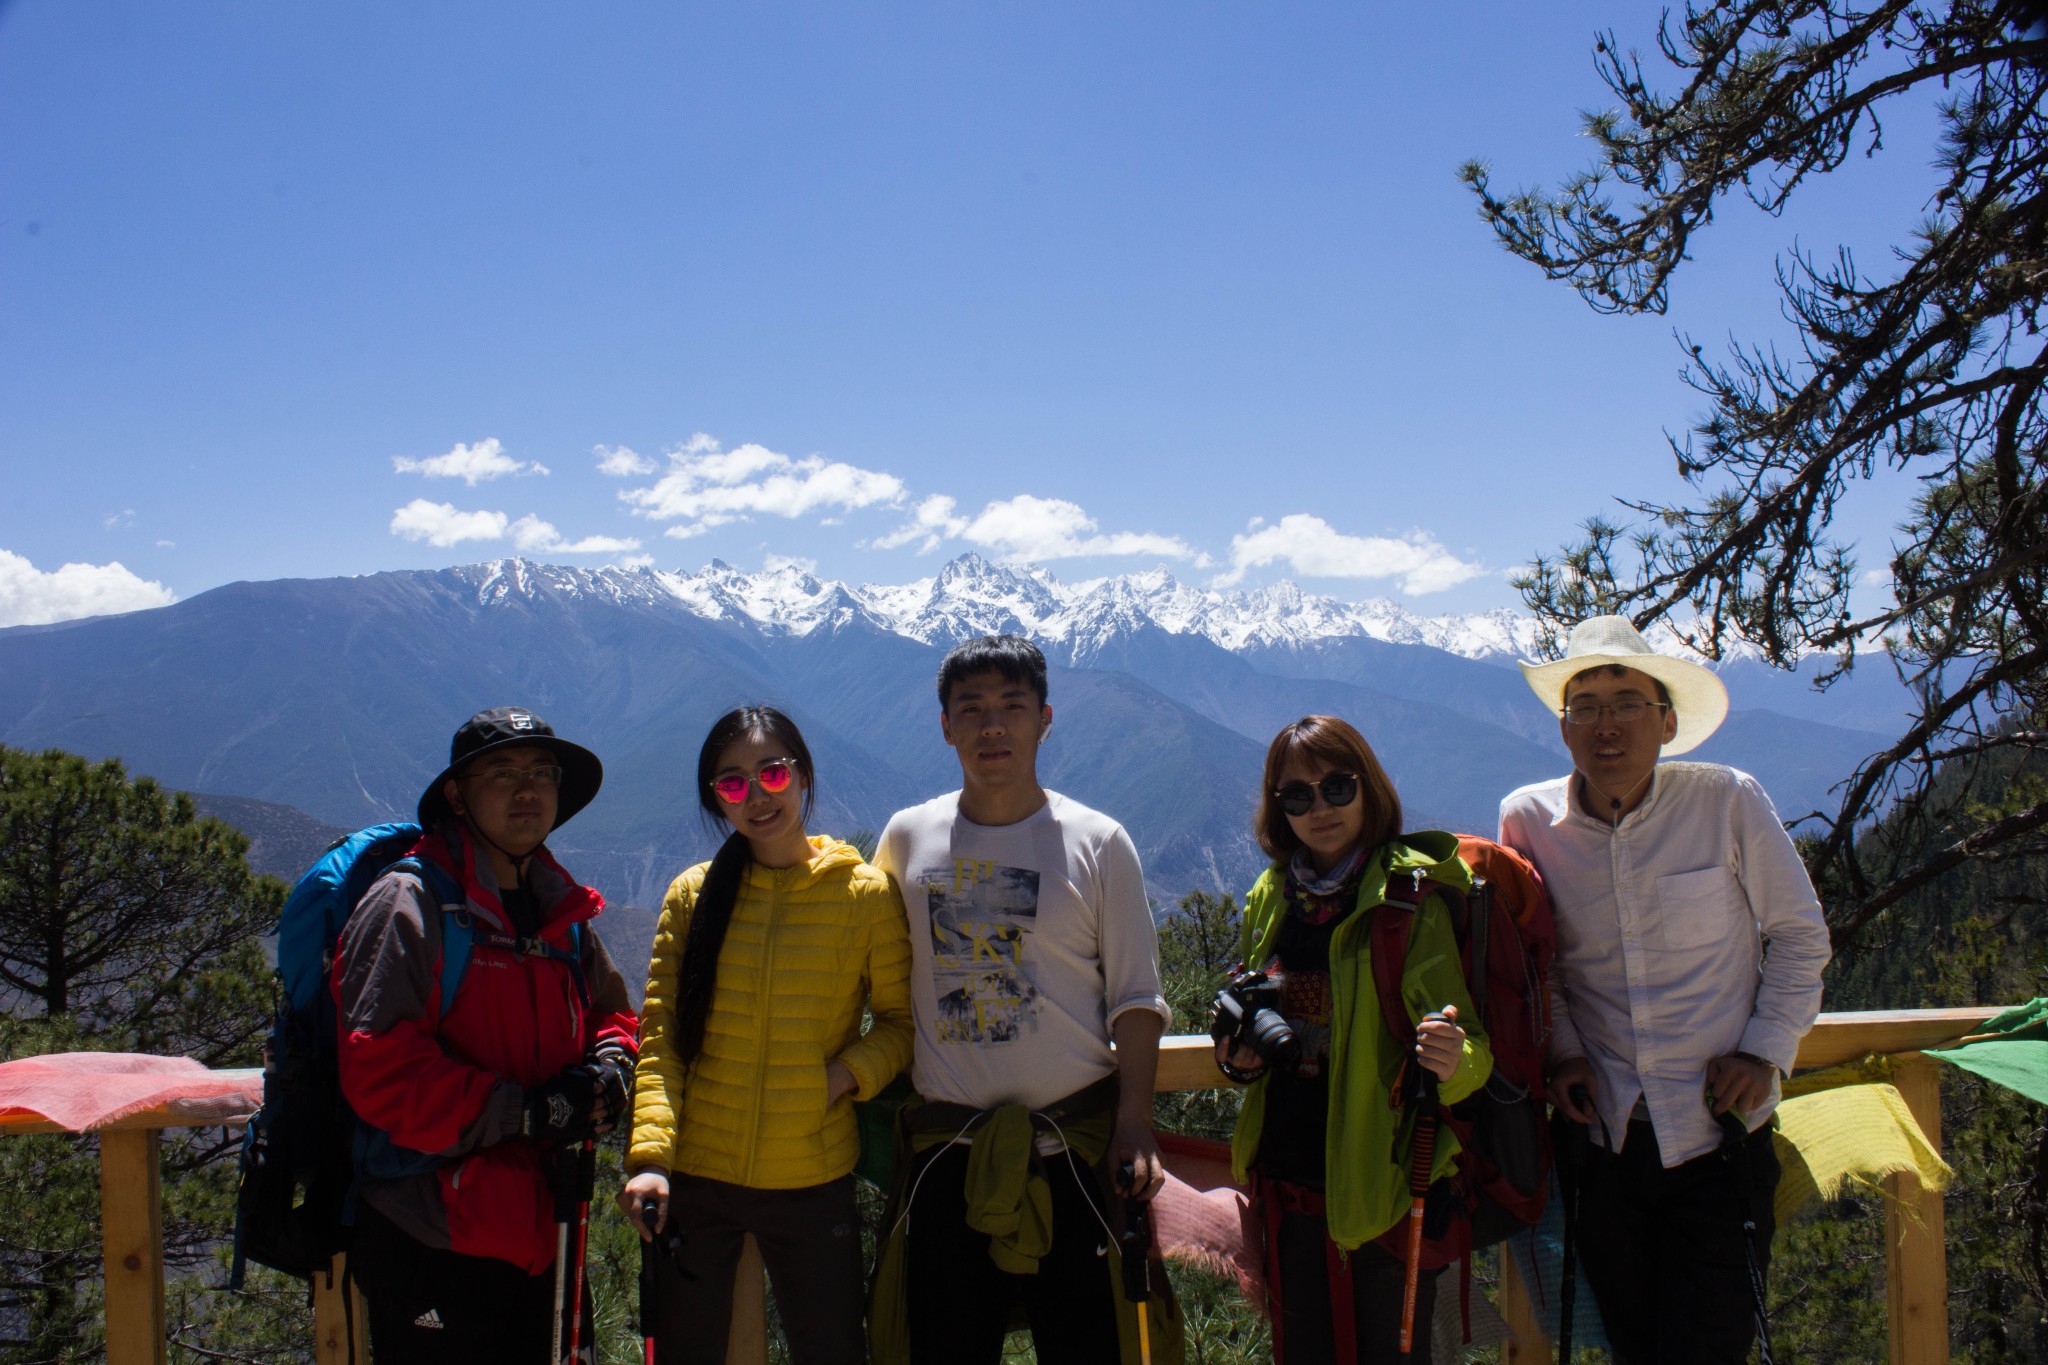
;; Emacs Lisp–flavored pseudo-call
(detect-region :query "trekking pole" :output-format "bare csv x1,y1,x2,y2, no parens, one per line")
1714,1107,1776,1365
639,1199,660,1365
1116,1161,1155,1365
550,1150,578,1365
1555,1085,1592,1365
1399,1011,1447,1363
567,1140,596,1365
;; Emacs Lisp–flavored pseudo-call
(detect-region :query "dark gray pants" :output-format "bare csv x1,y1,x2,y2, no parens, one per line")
1571,1118,1780,1365
650,1172,866,1365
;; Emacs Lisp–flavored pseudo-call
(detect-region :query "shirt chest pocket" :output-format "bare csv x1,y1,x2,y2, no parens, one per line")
1651,864,1746,952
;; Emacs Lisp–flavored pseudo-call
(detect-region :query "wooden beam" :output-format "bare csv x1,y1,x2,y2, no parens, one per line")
1793,1010,1992,1070
1886,1054,1950,1365
726,1235,767,1365
99,1128,165,1365
1495,1251,1549,1363
1157,1034,1236,1093
312,1255,369,1365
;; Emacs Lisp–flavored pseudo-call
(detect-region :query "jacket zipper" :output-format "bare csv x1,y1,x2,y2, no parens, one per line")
744,871,781,1186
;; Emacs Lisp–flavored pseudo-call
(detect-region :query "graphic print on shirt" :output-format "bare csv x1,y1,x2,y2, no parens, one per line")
922,859,1041,1044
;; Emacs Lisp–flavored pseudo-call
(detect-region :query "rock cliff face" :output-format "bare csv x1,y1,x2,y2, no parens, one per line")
0,554,1907,912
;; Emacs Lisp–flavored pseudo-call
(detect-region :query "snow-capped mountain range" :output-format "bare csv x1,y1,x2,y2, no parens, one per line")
0,553,1887,915
465,551,1732,664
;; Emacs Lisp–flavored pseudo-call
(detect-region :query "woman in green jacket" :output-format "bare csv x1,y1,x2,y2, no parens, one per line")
1216,715,1492,1365
619,705,913,1365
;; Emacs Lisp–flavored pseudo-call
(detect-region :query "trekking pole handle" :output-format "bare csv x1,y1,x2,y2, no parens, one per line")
1116,1161,1154,1304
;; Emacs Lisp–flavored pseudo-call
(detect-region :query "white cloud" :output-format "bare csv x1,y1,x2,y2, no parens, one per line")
0,549,176,626
762,553,818,575
615,553,657,570
594,444,657,477
620,434,906,536
155,540,176,549
872,494,971,551
871,492,1199,564
393,437,548,485
389,499,510,546
102,508,136,530
508,515,641,555
1218,514,1486,594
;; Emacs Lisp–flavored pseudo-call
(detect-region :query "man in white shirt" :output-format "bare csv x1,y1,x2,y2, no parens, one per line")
872,634,1173,1365
1498,616,1831,1365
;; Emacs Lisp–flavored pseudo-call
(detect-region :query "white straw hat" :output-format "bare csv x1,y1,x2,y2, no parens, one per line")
1518,616,1729,755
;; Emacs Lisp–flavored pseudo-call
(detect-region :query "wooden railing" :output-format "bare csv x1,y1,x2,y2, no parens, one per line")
2,1006,1997,1365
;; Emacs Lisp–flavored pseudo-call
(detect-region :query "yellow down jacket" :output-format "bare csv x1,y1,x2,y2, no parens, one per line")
628,836,914,1190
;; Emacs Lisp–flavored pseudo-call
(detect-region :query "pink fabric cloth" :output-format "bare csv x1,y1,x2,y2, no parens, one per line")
1154,1131,1265,1305
0,1053,261,1131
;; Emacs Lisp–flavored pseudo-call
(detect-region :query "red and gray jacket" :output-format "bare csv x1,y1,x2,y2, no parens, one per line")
332,824,638,1273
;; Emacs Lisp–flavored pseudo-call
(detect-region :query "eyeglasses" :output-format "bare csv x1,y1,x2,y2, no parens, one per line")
711,759,797,804
1563,700,1672,726
1273,772,1360,817
468,764,564,790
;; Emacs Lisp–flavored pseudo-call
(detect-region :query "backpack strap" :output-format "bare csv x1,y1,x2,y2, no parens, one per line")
396,856,591,1013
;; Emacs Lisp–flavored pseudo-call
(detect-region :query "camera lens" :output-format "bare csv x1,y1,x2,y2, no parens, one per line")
1244,1007,1301,1073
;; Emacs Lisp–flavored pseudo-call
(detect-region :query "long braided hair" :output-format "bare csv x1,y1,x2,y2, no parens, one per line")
668,705,818,1071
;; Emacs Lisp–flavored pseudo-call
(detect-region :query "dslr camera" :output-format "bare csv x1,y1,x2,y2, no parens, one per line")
1209,968,1302,1074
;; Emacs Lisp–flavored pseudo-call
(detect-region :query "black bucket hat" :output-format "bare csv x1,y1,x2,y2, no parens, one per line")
417,706,604,831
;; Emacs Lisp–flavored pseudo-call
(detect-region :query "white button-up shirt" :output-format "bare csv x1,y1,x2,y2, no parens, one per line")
1500,761,1832,1166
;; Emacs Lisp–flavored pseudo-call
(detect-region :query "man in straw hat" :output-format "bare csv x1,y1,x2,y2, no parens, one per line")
1498,618,1830,1363
334,706,639,1363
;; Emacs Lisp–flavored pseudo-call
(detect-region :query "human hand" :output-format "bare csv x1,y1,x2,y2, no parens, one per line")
1110,1119,1164,1202
825,1060,859,1104
1549,1057,1598,1123
617,1169,670,1240
587,1051,632,1135
1706,1053,1775,1120
1212,1037,1267,1082
1415,1005,1464,1083
524,1067,601,1148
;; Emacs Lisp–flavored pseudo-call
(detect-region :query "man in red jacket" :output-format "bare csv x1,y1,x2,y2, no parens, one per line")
334,706,639,1364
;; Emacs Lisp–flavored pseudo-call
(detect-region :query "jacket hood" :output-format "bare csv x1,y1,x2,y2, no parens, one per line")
1383,830,1470,891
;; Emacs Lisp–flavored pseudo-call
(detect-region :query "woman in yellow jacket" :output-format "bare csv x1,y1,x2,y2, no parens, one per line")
619,705,913,1365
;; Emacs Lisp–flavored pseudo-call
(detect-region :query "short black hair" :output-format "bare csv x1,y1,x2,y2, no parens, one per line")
937,634,1049,710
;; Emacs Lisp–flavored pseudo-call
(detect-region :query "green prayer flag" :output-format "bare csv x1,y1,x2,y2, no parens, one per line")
1927,998,2048,1108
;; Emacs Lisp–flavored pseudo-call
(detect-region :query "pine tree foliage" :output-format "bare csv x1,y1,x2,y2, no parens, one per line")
1461,0,2048,949
0,747,289,1363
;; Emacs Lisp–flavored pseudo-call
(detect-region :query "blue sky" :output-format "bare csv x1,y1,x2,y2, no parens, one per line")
0,2,1942,627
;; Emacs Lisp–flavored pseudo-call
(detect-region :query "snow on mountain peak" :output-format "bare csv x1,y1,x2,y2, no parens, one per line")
453,554,1771,665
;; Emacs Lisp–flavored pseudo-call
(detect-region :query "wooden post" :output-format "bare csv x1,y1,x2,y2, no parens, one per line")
726,1234,768,1365
99,1128,165,1365
1886,1053,1949,1365
1495,1249,1550,1362
312,1254,369,1364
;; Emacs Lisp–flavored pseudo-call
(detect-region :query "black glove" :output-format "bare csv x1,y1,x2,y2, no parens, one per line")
524,1066,600,1148
588,1048,633,1135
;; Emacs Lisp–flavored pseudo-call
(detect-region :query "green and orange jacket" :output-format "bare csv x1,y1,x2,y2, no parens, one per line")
628,836,914,1188
1229,831,1494,1249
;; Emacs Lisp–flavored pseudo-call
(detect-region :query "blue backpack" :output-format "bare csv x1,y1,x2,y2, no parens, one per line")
230,823,476,1285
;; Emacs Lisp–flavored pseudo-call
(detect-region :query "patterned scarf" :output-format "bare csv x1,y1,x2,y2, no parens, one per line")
1282,844,1370,926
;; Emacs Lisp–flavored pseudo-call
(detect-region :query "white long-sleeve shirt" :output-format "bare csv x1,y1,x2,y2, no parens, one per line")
1500,762,1832,1166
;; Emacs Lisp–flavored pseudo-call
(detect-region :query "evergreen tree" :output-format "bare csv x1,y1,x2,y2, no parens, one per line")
1462,0,2048,948
0,746,287,1362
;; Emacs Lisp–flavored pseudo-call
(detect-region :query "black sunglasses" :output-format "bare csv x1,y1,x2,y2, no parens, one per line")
1273,772,1360,817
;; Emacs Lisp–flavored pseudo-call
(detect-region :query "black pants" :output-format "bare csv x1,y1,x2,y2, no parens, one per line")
903,1141,1121,1365
1270,1210,1439,1365
351,1199,589,1365
1568,1118,1779,1365
649,1172,865,1365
